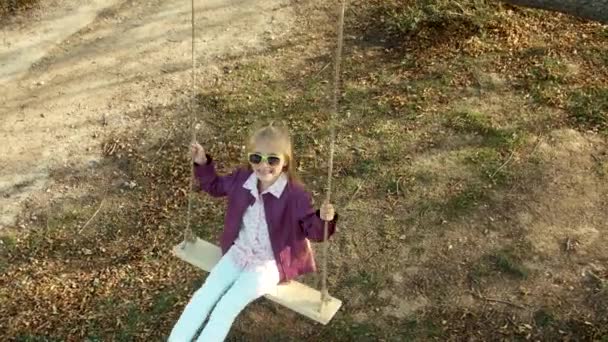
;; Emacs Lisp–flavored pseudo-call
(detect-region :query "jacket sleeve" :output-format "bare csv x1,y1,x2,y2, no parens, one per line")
193,154,241,198
297,191,338,242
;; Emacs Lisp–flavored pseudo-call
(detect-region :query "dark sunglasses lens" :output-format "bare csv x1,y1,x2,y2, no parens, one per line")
267,156,281,166
249,154,262,164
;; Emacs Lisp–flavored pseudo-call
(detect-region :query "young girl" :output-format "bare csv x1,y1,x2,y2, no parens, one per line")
168,123,338,342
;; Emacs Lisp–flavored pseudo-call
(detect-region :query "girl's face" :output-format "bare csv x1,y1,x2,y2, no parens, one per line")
249,139,287,184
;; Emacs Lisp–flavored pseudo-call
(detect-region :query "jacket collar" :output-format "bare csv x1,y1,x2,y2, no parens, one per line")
243,172,287,198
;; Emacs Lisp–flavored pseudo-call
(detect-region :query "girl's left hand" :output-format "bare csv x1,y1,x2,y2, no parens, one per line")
320,201,335,221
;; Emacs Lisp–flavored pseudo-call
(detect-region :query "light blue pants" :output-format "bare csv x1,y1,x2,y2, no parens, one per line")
168,250,280,342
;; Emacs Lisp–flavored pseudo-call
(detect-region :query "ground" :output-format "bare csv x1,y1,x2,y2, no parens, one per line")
0,0,291,228
1,0,608,341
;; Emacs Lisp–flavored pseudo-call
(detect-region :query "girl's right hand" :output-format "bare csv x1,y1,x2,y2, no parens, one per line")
191,143,207,164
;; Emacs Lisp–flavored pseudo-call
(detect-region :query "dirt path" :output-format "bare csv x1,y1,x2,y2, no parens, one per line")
1,0,124,82
0,0,292,229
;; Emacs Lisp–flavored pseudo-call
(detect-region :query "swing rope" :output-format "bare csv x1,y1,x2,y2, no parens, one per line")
320,0,346,307
182,0,197,247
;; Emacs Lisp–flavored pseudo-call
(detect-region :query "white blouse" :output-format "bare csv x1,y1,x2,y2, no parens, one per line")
228,172,287,271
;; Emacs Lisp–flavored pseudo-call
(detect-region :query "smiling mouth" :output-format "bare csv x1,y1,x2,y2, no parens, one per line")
257,169,274,175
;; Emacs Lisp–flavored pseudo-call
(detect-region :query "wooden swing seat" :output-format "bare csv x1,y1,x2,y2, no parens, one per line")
172,238,342,325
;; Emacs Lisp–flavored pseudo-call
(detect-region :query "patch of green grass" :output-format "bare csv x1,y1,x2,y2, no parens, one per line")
590,287,608,318
418,318,444,339
344,270,385,292
151,290,177,316
567,86,608,133
384,178,401,196
410,246,425,258
443,183,487,219
45,203,90,230
464,147,514,185
448,110,487,131
522,46,550,58
346,158,378,177
471,245,531,281
410,69,454,91
358,270,383,290
530,57,569,84
199,64,321,126
470,257,493,280
443,113,524,208
354,159,377,176
82,320,104,342
447,110,518,149
96,296,153,341
318,317,387,342
534,308,556,327
490,250,529,278
13,336,62,342
343,86,393,118
530,84,563,106
395,317,444,340
117,304,143,342
364,0,500,39
410,170,435,185
346,322,383,341
84,336,103,342
54,210,80,227
322,315,445,341
0,257,8,274
98,296,120,311
376,167,425,198
1,234,17,251
582,46,608,67
526,57,570,105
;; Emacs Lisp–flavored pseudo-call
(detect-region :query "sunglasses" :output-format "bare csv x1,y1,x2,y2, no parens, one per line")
248,153,283,166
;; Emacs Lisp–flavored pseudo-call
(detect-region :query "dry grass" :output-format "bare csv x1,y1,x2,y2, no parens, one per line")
1,0,608,340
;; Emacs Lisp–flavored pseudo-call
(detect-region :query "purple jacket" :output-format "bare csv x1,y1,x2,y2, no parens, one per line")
194,155,338,283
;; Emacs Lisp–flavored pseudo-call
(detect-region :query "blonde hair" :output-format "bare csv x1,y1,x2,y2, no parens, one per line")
246,121,298,183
